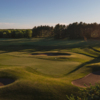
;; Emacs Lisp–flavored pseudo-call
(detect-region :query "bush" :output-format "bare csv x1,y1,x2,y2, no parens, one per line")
67,84,100,100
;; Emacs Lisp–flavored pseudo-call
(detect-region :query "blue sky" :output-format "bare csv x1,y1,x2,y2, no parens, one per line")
0,0,100,29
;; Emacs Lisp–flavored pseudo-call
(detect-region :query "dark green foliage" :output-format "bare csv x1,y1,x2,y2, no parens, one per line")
54,24,66,39
66,22,83,40
32,25,54,38
67,84,100,100
3,32,7,38
25,30,32,38
0,29,32,38
1,22,100,39
6,30,11,38
0,30,3,38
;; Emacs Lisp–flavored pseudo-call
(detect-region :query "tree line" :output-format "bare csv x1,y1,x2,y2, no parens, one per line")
0,29,32,38
0,22,100,40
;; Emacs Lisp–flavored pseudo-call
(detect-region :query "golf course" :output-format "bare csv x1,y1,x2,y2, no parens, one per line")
0,38,100,100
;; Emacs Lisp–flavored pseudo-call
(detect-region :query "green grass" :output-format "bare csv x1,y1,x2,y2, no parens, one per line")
0,38,100,100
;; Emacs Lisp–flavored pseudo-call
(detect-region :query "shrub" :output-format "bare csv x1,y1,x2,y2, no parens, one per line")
67,84,100,100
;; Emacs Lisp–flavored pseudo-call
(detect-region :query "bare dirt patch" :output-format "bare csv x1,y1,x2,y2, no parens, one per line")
72,71,100,88
0,78,15,86
32,52,71,56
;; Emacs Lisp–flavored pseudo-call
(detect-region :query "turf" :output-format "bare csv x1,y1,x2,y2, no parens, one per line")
0,38,100,100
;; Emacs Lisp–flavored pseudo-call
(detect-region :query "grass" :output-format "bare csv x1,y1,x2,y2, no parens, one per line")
0,38,100,100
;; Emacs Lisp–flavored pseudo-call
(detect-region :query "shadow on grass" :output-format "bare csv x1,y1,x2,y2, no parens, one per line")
66,46,100,75
87,65,100,73
0,38,100,54
71,51,96,58
0,80,78,100
66,48,100,75
88,46,100,53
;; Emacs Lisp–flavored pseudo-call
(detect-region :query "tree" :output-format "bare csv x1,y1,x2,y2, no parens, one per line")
54,24,66,39
0,30,3,38
25,30,32,38
6,30,11,38
3,32,7,38
32,25,54,38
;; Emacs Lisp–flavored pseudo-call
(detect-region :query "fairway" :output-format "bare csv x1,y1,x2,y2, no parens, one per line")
0,38,100,100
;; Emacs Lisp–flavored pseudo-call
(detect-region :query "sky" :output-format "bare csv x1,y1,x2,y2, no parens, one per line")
0,0,100,29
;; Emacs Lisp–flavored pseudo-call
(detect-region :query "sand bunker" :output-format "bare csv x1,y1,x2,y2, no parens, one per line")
32,53,71,56
0,78,15,86
72,71,100,88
